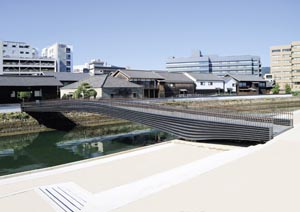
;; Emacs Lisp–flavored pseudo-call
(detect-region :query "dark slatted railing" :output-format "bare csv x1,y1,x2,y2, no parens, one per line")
21,99,294,143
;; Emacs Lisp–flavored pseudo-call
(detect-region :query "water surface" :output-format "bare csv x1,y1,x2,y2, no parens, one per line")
0,124,174,176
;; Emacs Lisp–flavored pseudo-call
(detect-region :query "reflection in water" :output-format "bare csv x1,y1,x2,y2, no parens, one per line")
59,129,166,158
0,124,174,176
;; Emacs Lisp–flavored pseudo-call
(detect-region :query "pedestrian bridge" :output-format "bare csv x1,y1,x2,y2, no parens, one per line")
21,100,293,143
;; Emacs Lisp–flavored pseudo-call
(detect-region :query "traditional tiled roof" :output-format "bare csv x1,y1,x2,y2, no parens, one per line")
61,75,107,89
156,72,194,83
0,76,63,86
187,73,224,81
225,74,266,82
114,69,164,79
61,75,142,89
44,72,90,82
103,76,142,88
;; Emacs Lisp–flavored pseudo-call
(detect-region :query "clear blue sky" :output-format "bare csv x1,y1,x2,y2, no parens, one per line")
1,0,299,69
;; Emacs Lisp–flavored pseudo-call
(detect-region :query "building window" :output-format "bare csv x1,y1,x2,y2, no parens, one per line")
66,54,71,60
66,67,71,71
10,91,16,98
208,82,213,86
66,61,71,66
34,90,42,97
20,51,24,54
283,49,291,52
26,52,29,54
3,44,7,47
232,83,235,87
239,82,247,87
200,82,205,85
66,48,71,53
12,45,16,48
272,49,281,53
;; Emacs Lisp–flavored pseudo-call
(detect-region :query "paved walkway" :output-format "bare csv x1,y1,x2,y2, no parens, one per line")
0,111,299,211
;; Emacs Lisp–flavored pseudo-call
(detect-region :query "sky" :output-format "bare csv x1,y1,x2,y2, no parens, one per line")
1,0,299,69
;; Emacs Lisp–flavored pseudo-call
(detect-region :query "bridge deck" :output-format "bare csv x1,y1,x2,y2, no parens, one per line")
21,100,293,143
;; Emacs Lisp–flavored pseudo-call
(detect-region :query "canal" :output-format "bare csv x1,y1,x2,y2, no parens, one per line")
0,123,174,176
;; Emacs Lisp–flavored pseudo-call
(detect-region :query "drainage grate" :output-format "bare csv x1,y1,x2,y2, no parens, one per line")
36,182,91,212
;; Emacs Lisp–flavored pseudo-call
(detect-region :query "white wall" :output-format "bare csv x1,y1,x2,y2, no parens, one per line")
195,81,224,90
60,88,102,99
224,78,237,93
0,41,3,75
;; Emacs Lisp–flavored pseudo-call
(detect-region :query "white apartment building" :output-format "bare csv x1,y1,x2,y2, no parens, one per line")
270,41,300,91
0,41,56,75
42,43,73,72
74,59,125,75
1,40,38,58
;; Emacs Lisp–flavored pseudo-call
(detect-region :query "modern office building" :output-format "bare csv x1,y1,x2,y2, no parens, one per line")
166,50,261,76
270,41,300,91
0,41,56,75
42,43,73,72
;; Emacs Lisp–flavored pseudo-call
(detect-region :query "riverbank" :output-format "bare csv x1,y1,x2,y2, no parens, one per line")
0,112,130,137
164,96,300,113
0,110,299,211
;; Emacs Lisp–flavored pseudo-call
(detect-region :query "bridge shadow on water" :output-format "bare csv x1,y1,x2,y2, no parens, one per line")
187,139,261,147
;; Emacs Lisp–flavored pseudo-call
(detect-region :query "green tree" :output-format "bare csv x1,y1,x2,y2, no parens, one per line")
285,84,292,94
62,94,68,99
73,83,97,99
272,83,280,94
87,89,97,98
18,91,31,100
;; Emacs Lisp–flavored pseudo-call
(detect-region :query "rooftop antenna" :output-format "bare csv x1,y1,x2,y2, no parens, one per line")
191,50,202,57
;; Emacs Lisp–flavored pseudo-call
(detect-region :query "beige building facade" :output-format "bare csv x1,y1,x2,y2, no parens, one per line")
270,41,300,91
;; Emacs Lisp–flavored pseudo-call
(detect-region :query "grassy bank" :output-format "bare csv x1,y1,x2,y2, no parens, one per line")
164,96,300,113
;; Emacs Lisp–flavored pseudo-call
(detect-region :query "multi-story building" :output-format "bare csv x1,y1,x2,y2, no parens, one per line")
166,50,261,76
1,40,38,58
42,43,73,72
88,59,125,75
74,59,125,75
270,41,300,91
0,41,56,75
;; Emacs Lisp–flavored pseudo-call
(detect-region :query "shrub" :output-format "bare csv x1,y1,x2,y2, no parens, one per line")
285,84,292,94
272,84,280,94
292,91,300,96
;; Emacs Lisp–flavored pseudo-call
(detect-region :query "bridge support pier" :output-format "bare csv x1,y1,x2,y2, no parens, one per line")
27,112,77,131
